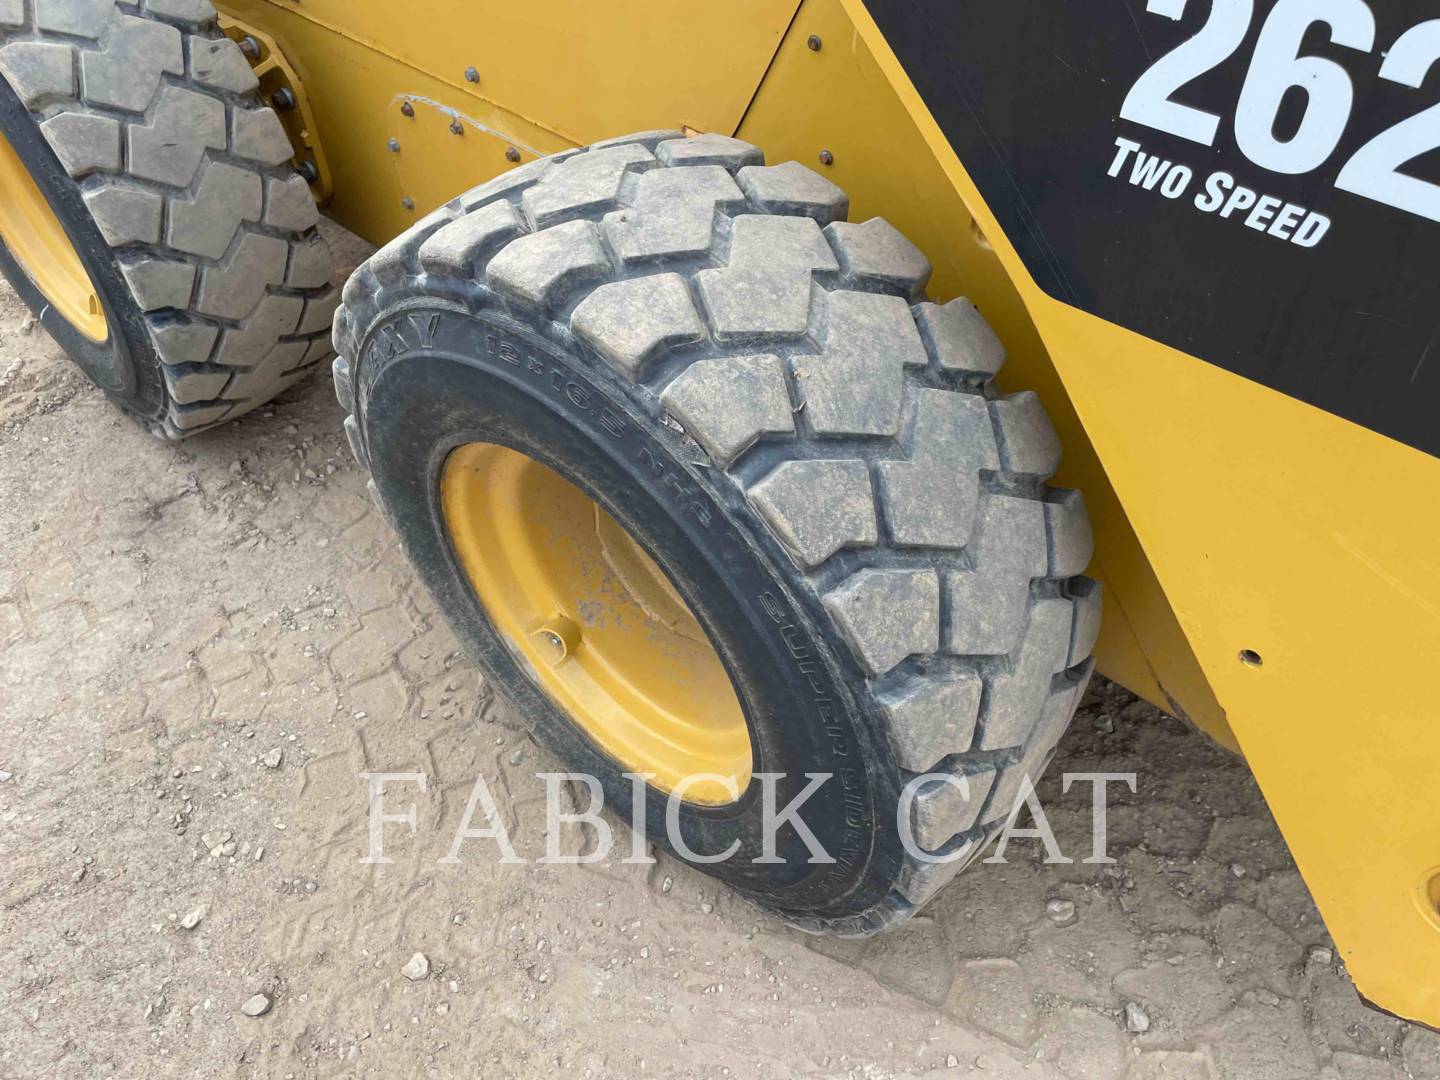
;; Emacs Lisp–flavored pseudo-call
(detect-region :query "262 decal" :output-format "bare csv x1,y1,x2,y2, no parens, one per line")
1121,0,1440,222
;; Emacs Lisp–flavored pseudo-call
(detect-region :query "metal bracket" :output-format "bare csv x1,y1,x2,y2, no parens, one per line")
218,14,334,205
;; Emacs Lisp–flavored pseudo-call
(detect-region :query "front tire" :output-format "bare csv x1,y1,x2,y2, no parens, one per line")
334,131,1098,931
0,0,336,435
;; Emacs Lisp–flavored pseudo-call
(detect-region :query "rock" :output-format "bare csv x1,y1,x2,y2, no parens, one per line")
1123,1001,1152,1034
1254,988,1280,1006
1308,946,1334,966
261,748,283,769
240,993,271,1017
401,952,430,981
1094,714,1115,734
0,770,12,782
1045,898,1077,927
180,905,205,930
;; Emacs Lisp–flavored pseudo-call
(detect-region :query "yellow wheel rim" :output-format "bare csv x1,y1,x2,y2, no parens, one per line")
442,443,752,805
0,126,108,342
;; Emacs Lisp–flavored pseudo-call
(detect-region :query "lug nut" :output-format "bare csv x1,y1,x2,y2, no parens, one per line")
505,146,521,163
270,87,296,112
238,35,261,60
400,101,415,118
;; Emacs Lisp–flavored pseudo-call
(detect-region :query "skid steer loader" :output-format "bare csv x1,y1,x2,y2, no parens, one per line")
1,0,1436,1027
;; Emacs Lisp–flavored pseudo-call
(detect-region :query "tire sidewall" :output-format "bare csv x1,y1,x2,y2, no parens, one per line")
0,78,164,421
357,299,904,918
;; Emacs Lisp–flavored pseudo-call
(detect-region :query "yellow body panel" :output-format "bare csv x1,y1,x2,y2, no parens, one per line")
213,0,1440,1024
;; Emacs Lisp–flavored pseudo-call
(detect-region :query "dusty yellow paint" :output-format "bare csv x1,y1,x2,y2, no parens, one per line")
836,0,1440,1026
0,126,106,342
442,443,752,805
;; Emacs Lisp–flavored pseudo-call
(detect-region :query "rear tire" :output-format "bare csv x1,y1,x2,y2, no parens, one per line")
0,0,336,435
334,131,1098,931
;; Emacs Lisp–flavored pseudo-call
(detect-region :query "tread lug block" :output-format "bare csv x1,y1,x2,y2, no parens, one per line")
167,162,262,258
655,132,764,171
120,257,196,312
168,399,231,431
983,682,1085,825
0,41,76,107
0,0,22,28
945,495,1048,656
991,391,1062,479
332,355,354,413
143,0,216,24
81,14,182,112
418,201,526,276
737,160,849,224
296,289,340,335
729,214,837,272
822,568,939,676
825,217,932,299
456,157,554,212
909,768,996,850
343,413,369,471
195,232,286,319
40,112,121,178
590,128,685,152
188,35,258,94
914,298,1005,377
695,265,813,343
287,235,333,288
569,272,704,379
659,353,794,467
895,830,988,907
877,389,998,548
487,219,609,313
878,673,983,772
148,320,217,365
1068,578,1102,667
265,175,321,232
232,107,294,167
367,212,456,286
748,458,877,568
85,184,163,246
793,291,923,437
977,598,1076,751
160,362,228,404
1045,489,1094,578
127,84,225,186
35,0,111,38
520,143,654,229
212,294,302,367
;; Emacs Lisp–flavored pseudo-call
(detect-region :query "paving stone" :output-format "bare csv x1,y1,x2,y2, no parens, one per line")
947,958,1038,1048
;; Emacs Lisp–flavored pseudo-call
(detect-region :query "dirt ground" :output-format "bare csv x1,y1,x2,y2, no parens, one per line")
1,226,1437,1080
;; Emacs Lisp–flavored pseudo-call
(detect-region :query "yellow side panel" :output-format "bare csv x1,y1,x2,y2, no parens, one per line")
227,0,797,146
737,0,1233,749
837,0,1440,1026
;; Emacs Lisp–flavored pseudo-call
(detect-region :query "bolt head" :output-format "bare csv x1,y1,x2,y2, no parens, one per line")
297,160,318,183
238,35,261,60
806,34,822,51
387,138,400,153
401,197,415,210
818,149,834,166
450,119,464,136
505,146,521,163
270,87,296,112
400,101,415,118
464,66,480,83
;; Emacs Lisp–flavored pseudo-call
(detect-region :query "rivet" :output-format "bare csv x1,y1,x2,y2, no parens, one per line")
401,196,415,210
806,34,822,51
464,66,480,83
297,160,318,183
505,146,521,163
400,101,415,118
238,35,261,61
270,87,296,112
449,119,464,136
818,149,834,166
387,138,400,153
